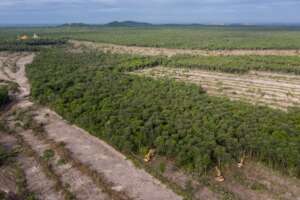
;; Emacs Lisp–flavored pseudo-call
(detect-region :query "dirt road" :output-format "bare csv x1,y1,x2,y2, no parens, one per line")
0,52,182,200
70,40,300,57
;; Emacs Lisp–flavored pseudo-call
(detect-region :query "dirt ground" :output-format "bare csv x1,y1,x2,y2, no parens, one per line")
0,52,181,199
133,66,300,110
70,40,300,57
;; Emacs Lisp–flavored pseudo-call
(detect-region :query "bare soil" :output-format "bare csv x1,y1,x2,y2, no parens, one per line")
70,40,300,57
31,107,181,200
20,129,110,200
133,66,300,110
0,133,64,200
0,53,182,200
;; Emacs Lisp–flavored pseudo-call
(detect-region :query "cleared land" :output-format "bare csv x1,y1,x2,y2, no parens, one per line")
133,66,300,110
0,52,181,200
71,40,300,57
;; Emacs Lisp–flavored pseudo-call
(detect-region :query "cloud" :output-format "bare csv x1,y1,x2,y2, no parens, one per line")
0,0,300,24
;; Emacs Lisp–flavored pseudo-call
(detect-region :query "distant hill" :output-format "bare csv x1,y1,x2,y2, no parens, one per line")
59,23,95,27
105,21,153,27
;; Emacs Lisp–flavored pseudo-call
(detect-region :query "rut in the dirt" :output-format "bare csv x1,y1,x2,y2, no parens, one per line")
19,128,110,200
0,132,64,200
0,52,182,200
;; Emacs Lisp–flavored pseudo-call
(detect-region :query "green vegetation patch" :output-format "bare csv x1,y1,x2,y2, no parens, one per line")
3,26,300,50
0,38,67,52
59,27,300,50
27,49,300,177
0,86,9,107
164,55,300,74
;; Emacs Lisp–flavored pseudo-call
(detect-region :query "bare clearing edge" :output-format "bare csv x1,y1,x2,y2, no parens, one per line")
132,66,300,110
7,53,183,200
70,40,300,57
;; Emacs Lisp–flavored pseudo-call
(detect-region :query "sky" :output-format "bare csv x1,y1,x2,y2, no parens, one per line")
0,0,300,25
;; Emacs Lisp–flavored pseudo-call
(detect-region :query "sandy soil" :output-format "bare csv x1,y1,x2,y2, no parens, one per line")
0,133,64,200
21,129,110,200
0,134,18,195
70,40,300,57
0,53,182,199
32,107,181,200
242,161,300,200
133,66,300,110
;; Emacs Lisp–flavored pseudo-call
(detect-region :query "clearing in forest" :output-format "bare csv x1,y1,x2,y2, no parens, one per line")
132,66,300,110
70,40,300,57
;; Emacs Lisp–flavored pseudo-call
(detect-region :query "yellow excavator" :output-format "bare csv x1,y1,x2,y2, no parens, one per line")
144,149,156,162
18,35,29,40
215,166,225,182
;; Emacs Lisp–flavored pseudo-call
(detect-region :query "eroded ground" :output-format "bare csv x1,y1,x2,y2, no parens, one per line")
133,66,300,110
70,40,300,57
0,52,181,200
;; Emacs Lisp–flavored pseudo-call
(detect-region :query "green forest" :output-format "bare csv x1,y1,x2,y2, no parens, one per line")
2,26,300,50
26,49,300,177
0,38,66,51
165,55,300,74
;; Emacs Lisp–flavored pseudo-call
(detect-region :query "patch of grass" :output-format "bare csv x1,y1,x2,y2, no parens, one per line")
15,164,38,200
0,145,17,166
158,162,166,173
42,149,55,161
0,86,9,108
57,158,67,166
232,170,268,192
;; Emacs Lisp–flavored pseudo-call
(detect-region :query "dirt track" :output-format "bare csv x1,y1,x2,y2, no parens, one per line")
133,66,300,110
0,52,181,200
70,40,300,57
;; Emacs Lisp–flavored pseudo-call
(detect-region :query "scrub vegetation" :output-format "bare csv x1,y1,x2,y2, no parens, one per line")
2,25,300,50
27,49,300,177
164,55,300,74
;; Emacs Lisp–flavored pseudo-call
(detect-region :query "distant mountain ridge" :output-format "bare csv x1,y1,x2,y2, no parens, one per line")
105,21,153,27
56,21,300,28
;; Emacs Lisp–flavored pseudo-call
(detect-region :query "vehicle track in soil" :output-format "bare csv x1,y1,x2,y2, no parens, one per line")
0,133,65,200
0,52,182,200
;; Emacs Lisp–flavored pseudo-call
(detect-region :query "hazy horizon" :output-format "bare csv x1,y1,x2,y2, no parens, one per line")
1,0,300,25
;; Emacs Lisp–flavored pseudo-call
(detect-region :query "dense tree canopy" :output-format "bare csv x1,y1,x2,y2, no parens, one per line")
0,39,66,51
164,55,300,74
27,49,300,176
